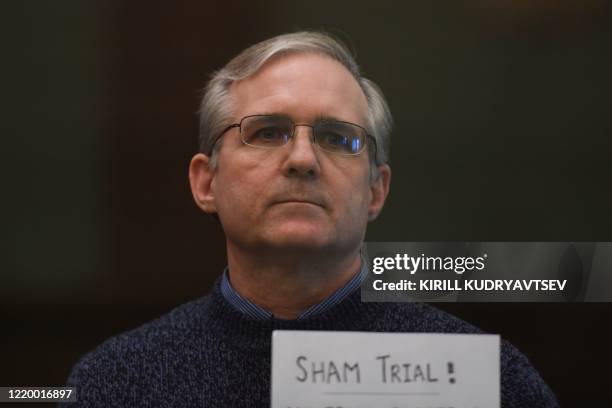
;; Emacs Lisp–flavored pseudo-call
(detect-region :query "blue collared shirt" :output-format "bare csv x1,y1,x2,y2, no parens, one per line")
220,258,368,320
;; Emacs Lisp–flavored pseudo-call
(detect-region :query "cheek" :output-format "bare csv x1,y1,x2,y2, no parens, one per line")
332,172,372,220
215,175,253,216
349,188,372,220
213,159,270,217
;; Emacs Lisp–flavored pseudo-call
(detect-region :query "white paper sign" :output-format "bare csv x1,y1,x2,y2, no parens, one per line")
271,331,500,408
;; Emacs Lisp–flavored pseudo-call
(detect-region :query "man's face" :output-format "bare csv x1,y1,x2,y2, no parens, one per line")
191,53,390,256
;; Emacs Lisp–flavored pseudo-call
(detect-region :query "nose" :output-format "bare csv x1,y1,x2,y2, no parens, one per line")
281,125,321,179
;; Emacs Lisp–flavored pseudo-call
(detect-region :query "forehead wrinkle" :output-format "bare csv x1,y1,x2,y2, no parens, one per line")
229,54,369,126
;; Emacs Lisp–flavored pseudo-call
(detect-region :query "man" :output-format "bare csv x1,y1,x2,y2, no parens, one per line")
65,32,558,407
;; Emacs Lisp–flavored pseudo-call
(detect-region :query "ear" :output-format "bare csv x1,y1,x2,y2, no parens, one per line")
368,164,391,221
189,153,217,214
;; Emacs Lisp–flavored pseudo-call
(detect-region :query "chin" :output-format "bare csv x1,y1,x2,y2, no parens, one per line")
262,222,335,251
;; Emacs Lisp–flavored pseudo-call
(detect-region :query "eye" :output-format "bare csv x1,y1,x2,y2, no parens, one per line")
258,127,280,140
318,129,361,153
248,126,288,146
325,133,349,146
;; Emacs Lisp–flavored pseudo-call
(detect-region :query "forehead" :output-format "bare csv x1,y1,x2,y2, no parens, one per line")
229,53,369,126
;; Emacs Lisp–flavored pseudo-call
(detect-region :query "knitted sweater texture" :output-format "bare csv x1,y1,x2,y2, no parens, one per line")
65,281,558,407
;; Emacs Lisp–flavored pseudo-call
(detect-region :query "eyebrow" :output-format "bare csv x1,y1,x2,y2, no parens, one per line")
314,114,345,123
255,112,290,120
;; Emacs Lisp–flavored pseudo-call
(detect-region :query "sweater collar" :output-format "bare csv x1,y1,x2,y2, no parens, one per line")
199,276,388,351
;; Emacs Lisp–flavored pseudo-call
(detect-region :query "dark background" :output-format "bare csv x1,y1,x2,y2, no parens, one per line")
2,1,611,406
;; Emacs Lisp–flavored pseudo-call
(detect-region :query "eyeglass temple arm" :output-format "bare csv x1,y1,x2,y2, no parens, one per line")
367,135,380,165
206,123,240,155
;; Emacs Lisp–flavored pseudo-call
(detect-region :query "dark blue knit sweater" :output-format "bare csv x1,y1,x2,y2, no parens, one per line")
64,280,558,407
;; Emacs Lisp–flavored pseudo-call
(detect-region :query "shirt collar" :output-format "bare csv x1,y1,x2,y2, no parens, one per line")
220,255,368,320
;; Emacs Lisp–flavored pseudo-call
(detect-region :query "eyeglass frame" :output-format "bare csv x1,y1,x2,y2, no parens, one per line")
206,114,379,162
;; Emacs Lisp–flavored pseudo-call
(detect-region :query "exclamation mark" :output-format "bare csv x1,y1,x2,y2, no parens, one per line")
448,362,456,384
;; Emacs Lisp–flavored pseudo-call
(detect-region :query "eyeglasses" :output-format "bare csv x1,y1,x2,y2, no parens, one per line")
209,114,377,158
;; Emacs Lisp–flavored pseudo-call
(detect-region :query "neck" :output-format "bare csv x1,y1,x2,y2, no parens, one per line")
225,242,362,320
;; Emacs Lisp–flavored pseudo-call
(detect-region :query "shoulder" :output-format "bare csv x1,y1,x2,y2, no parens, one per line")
499,340,559,407
375,302,558,407
64,296,210,406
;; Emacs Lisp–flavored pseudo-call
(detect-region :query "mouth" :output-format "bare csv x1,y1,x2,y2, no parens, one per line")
272,199,325,208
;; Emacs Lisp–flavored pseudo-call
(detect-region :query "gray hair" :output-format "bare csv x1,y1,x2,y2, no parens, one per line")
198,31,392,175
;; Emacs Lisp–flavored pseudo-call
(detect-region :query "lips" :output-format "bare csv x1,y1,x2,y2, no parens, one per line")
270,194,326,208
273,198,324,207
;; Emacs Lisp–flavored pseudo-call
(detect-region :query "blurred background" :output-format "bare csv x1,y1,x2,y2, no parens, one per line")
2,0,611,405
